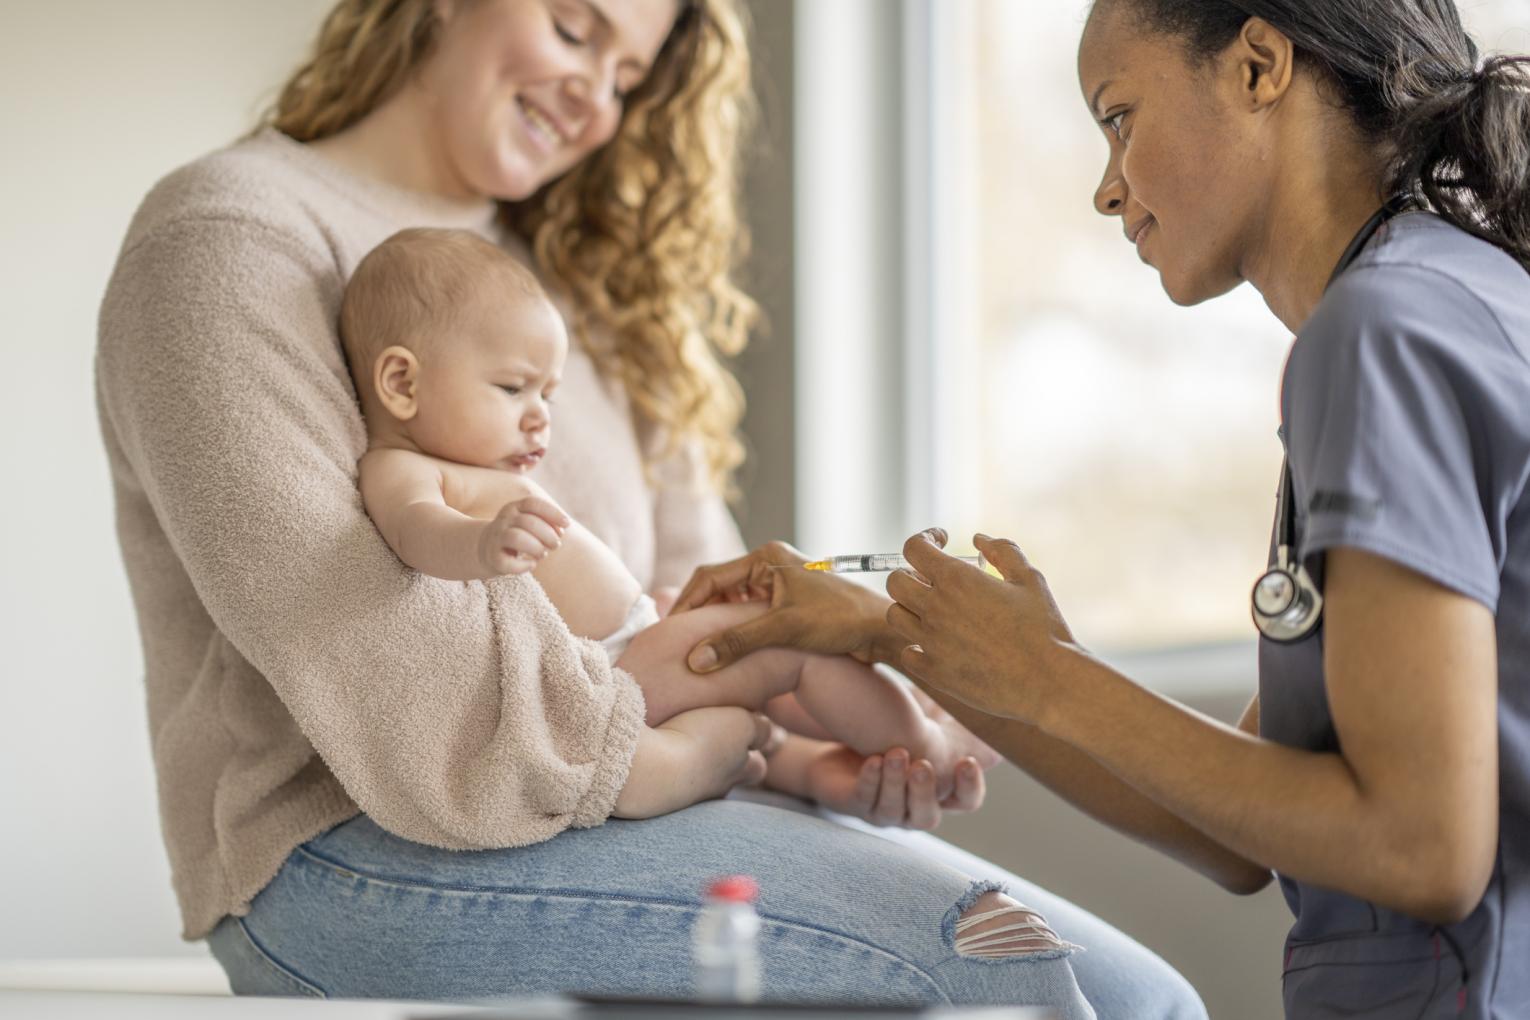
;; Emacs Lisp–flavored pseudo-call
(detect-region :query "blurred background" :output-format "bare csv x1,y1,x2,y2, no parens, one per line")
2,2,1526,1018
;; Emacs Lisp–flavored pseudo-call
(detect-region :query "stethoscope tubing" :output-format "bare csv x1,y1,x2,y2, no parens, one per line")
1251,201,1405,643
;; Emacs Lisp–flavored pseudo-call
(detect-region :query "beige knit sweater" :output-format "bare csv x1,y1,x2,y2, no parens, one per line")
95,128,746,940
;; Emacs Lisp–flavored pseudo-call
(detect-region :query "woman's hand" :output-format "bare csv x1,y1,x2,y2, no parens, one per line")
612,708,775,819
674,542,899,671
887,529,1081,724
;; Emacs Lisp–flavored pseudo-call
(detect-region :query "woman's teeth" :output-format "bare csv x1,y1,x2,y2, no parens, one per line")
519,100,564,148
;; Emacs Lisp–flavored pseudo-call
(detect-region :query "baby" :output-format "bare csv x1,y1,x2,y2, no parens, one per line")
340,228,986,807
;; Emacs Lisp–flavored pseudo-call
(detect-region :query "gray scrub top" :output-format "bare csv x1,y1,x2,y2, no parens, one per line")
1262,211,1530,1018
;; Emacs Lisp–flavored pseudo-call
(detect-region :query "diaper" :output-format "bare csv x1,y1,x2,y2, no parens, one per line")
597,594,661,661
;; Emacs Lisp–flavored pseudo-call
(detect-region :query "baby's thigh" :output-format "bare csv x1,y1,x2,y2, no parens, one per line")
617,603,791,725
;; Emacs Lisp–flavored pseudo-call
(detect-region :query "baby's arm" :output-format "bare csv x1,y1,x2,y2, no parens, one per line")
359,448,567,582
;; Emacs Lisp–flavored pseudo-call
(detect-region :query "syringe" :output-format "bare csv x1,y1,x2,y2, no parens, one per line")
804,553,985,574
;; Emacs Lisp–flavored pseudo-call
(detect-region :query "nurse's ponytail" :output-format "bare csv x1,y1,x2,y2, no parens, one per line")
1388,53,1530,269
1111,0,1530,270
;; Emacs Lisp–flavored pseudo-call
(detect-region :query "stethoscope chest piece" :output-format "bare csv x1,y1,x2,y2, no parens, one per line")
1252,453,1325,643
1252,554,1324,643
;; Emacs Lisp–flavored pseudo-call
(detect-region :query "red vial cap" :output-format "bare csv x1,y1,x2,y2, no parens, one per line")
706,876,759,903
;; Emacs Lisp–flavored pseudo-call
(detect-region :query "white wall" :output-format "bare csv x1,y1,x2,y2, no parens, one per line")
0,1,330,958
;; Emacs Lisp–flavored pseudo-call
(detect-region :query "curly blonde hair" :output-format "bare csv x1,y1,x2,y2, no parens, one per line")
264,0,759,492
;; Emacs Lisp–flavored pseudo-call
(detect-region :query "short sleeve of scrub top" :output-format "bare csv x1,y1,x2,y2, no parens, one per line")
1263,212,1530,1019
1281,262,1522,609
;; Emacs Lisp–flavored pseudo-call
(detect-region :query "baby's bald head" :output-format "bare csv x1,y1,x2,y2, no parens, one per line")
339,227,550,398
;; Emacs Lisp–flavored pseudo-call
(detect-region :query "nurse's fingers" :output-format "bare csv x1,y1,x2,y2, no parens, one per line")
673,554,759,612
853,753,884,808
885,602,925,643
973,533,1033,583
886,568,933,616
870,748,911,826
902,528,953,580
898,644,931,682
687,608,799,673
940,758,987,814
674,541,809,612
905,760,942,831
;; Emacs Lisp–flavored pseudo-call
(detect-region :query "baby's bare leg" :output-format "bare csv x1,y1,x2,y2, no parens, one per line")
793,657,996,798
790,656,937,759
616,603,807,726
761,693,835,741
615,605,977,781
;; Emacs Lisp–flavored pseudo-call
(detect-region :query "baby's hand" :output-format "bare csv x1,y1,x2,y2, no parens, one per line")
477,496,571,575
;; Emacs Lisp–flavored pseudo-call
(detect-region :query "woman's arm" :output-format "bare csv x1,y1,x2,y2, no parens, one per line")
893,531,1499,923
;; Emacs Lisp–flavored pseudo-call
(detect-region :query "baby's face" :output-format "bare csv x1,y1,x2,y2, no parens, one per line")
406,290,567,472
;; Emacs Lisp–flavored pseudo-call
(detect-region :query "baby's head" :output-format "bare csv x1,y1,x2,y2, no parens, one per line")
340,228,566,473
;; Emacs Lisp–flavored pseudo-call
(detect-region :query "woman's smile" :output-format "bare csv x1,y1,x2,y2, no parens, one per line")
516,95,570,156
1127,215,1156,261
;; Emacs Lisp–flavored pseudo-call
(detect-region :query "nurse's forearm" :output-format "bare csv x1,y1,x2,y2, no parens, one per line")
1035,656,1473,922
916,686,1275,895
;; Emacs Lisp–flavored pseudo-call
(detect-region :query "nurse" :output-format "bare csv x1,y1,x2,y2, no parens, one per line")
675,1,1530,1016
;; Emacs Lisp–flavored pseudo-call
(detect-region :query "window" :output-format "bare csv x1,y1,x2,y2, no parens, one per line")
915,0,1530,651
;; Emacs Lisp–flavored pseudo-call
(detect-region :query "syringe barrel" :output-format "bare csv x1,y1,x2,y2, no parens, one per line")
829,554,906,573
828,553,984,573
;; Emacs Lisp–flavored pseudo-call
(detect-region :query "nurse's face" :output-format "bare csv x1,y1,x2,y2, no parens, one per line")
1077,2,1273,305
419,0,680,202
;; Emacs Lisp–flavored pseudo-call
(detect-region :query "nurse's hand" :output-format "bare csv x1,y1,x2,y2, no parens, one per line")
771,737,985,831
800,743,989,830
674,542,901,671
888,528,1080,723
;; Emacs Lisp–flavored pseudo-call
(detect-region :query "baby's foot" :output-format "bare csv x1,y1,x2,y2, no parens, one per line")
915,711,1002,801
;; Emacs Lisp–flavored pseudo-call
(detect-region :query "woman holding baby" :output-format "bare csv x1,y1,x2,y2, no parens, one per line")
97,0,1198,1016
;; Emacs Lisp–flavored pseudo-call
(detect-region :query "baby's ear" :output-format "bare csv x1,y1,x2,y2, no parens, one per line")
374,346,421,421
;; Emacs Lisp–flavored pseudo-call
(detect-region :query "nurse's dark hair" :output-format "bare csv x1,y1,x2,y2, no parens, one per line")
1108,0,1530,269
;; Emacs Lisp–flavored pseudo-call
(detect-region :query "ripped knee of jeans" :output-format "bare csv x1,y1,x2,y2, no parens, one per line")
949,882,1081,960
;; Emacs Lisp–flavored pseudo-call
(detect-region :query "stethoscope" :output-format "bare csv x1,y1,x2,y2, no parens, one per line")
1250,201,1404,643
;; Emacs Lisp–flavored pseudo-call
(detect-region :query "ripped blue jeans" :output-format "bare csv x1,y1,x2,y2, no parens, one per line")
207,793,1200,1018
